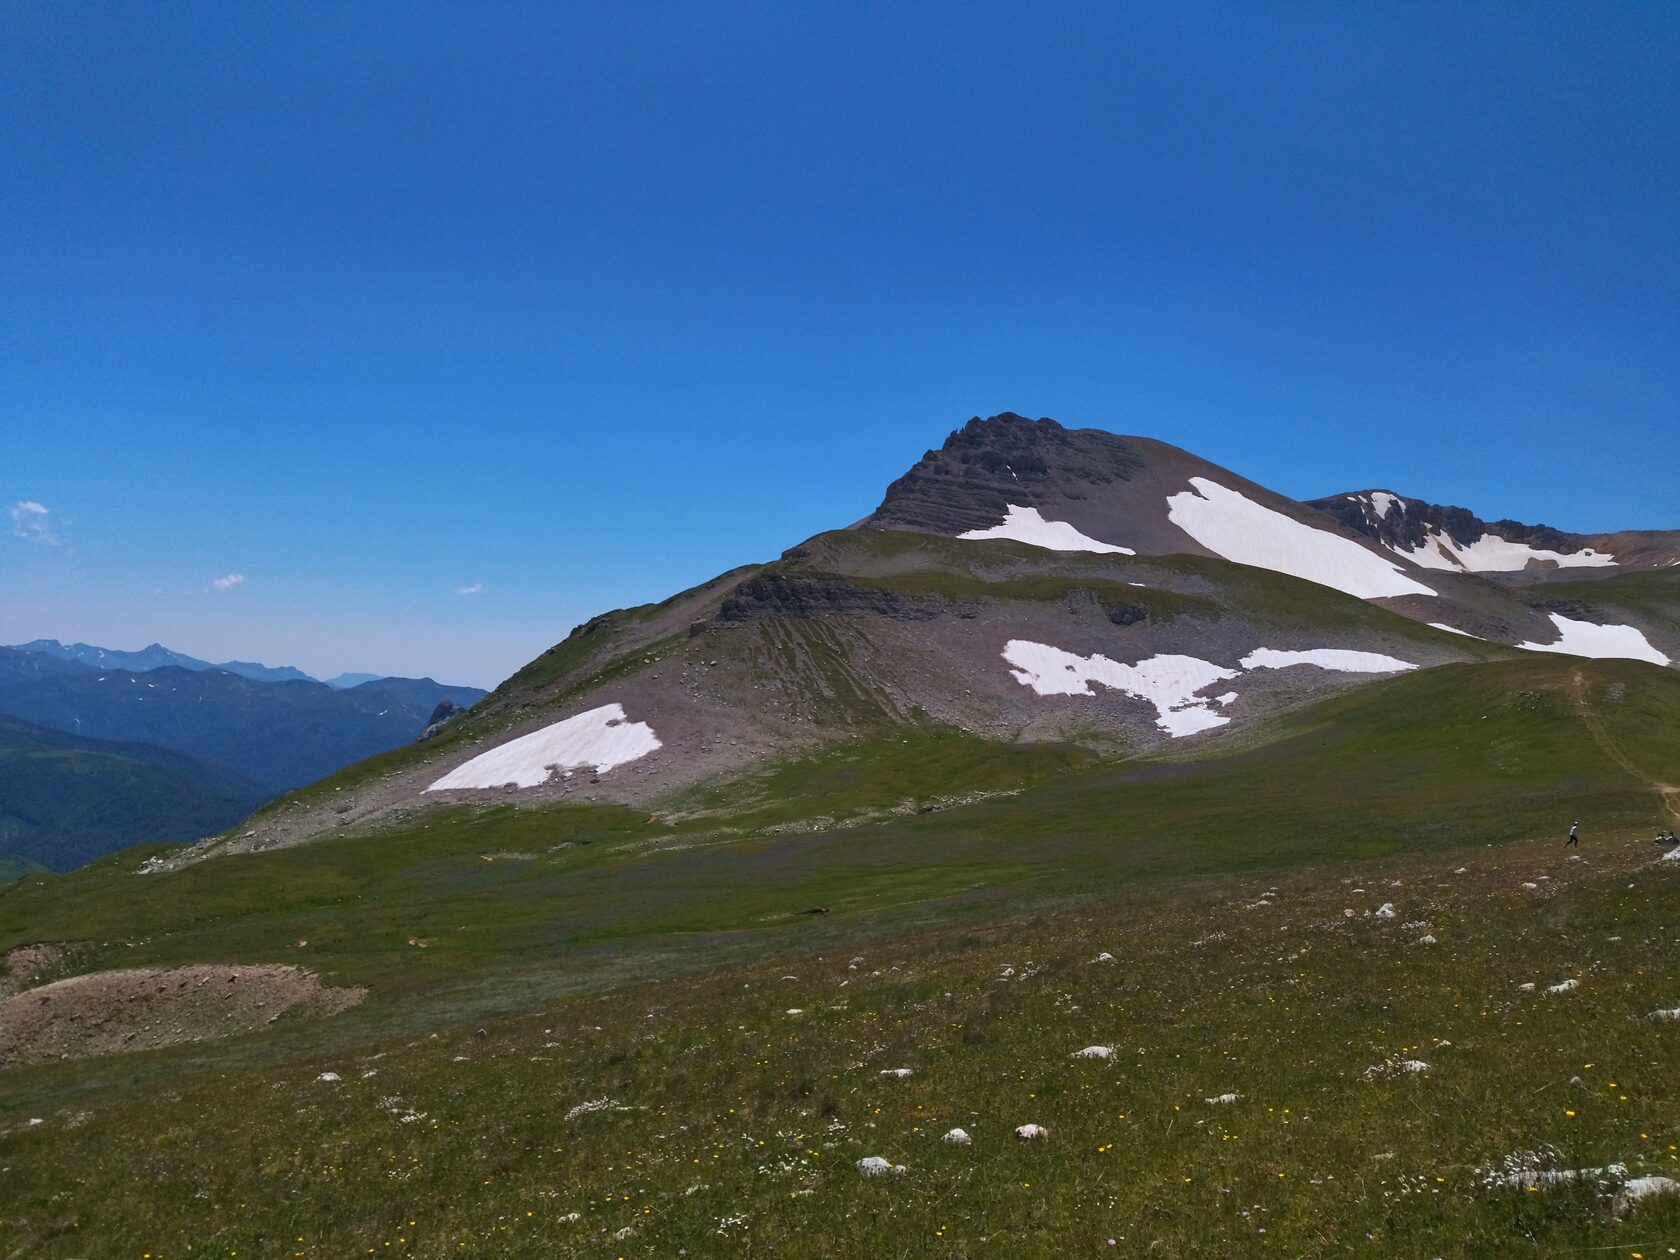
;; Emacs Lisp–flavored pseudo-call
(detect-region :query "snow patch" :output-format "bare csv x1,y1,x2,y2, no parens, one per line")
1002,640,1237,737
1395,528,1617,573
1167,478,1435,600
1369,491,1400,520
426,703,661,791
959,504,1133,555
1428,622,1476,638
1240,647,1416,674
1516,614,1670,667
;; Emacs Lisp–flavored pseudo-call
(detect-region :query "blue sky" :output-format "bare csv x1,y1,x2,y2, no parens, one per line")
4,2,1676,688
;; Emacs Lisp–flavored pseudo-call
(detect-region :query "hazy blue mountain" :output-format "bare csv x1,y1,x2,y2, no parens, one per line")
10,639,315,684
0,651,485,796
344,676,488,711
0,713,262,872
324,672,383,690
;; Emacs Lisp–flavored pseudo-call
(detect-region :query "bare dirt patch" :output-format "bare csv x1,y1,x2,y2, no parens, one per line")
0,964,366,1067
1,941,79,998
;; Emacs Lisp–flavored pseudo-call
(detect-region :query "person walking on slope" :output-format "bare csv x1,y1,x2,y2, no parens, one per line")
1566,820,1580,848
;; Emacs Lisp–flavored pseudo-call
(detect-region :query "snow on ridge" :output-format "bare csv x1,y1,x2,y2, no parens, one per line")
1240,648,1416,674
1368,491,1400,520
426,703,661,791
1167,478,1435,601
1002,640,1237,737
1516,614,1670,667
1393,527,1617,573
1003,639,1430,738
959,504,1134,556
1428,622,1476,638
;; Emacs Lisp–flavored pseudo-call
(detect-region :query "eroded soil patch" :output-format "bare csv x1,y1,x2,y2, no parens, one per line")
0,964,366,1067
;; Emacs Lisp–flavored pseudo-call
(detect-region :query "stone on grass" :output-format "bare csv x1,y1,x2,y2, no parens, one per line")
857,1156,906,1177
942,1127,972,1145
1015,1123,1048,1141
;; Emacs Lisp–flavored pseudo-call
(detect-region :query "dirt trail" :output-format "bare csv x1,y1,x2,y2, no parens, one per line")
1570,666,1680,824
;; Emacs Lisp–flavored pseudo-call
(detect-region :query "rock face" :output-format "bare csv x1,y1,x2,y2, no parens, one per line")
1310,492,1595,559
419,699,465,741
867,413,1145,536
717,573,945,622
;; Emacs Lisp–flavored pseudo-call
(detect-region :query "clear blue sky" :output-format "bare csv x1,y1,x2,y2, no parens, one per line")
4,2,1676,688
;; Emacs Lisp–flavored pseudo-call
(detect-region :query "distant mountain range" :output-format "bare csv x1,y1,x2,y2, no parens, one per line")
0,642,487,876
13,639,316,684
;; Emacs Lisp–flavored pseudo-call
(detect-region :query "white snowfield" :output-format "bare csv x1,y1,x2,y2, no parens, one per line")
1002,640,1238,736
1167,478,1435,600
1428,622,1476,638
1516,614,1670,667
959,504,1134,555
1395,527,1617,573
425,703,661,791
1004,640,1421,737
1240,648,1416,674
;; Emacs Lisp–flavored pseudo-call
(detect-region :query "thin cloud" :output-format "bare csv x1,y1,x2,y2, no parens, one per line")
455,582,486,596
211,573,247,591
9,500,61,545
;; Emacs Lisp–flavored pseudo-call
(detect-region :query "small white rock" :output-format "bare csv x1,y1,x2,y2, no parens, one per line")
1094,952,1115,963
1374,903,1396,920
1415,934,1437,946
1073,1045,1114,1060
942,1127,972,1145
317,1072,341,1083
1546,978,1579,995
1205,1092,1240,1105
856,1156,906,1176
1618,1174,1680,1211
880,1067,913,1079
1015,1123,1048,1140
